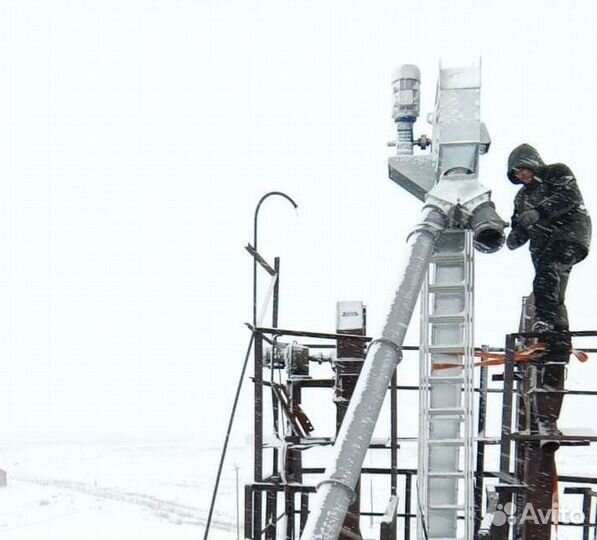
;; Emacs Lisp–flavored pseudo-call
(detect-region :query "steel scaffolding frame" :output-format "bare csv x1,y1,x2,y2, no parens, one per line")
241,233,597,540
244,326,597,540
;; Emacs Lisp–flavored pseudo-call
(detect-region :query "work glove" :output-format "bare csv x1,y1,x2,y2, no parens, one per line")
517,209,540,229
506,228,528,250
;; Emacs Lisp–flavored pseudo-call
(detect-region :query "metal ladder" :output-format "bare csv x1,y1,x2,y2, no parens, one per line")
418,229,475,540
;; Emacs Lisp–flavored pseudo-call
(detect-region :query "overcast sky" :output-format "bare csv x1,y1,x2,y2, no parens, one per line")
0,0,595,443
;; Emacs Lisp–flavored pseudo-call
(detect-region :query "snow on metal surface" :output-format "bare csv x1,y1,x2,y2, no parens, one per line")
301,210,445,540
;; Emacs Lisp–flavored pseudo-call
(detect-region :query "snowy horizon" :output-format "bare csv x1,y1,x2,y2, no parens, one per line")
0,0,596,538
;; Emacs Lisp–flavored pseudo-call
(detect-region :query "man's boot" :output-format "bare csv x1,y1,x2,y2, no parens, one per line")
547,325,572,358
534,362,566,452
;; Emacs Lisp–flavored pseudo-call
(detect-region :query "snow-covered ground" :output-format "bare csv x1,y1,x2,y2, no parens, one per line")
0,439,407,539
1,434,595,539
0,440,249,539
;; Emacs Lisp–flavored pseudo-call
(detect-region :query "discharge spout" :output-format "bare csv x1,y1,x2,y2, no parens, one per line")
470,201,507,254
300,206,446,540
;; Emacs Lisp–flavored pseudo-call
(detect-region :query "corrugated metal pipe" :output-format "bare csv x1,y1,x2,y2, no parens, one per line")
300,206,446,540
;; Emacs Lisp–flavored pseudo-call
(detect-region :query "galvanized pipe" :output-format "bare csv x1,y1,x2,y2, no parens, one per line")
300,206,446,540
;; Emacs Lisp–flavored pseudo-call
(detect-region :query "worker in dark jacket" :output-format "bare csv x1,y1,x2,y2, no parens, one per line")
506,143,592,450
507,143,591,337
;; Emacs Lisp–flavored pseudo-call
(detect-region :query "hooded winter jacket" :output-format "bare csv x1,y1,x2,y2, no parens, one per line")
507,144,591,262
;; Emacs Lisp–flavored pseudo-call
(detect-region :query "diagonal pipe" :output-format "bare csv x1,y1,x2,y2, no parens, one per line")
300,205,446,540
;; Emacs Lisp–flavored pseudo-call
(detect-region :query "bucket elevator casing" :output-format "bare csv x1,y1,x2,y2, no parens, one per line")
300,63,506,540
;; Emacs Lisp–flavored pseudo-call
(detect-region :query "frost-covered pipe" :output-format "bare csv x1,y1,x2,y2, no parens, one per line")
300,206,446,540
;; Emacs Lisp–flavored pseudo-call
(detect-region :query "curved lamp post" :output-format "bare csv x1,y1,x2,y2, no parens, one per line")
252,191,298,326
204,191,297,540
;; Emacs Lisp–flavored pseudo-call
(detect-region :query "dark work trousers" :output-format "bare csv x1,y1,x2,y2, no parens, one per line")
531,242,582,357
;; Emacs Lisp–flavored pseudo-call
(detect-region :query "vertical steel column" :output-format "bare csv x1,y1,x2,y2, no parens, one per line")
272,258,280,327
300,493,309,536
474,362,489,536
254,333,264,539
335,301,366,540
515,297,531,540
268,257,281,539
499,335,515,476
272,258,280,476
285,486,296,540
390,369,398,540
523,455,556,540
404,473,412,540
265,492,277,540
286,382,302,539
492,334,515,540
514,356,528,540
245,485,254,539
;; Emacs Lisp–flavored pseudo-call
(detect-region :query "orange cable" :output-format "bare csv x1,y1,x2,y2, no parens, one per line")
432,344,590,371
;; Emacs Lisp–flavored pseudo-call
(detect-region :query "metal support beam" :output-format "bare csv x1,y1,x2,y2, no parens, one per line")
404,473,412,540
265,490,277,540
474,362,489,535
492,334,516,540
335,301,366,540
390,370,398,540
245,485,254,539
254,333,264,538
